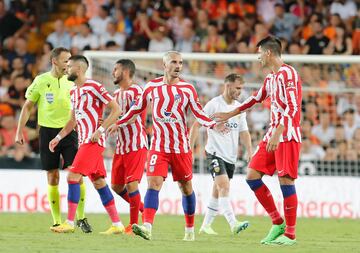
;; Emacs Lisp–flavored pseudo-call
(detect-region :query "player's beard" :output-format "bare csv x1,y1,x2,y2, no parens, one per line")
113,73,123,85
67,73,78,81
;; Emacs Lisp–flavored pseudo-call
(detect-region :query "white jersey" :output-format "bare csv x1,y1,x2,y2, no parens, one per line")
204,95,248,164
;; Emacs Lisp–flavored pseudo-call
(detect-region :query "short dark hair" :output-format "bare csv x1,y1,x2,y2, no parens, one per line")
256,36,282,56
69,55,89,67
224,73,244,84
50,47,70,61
116,59,136,78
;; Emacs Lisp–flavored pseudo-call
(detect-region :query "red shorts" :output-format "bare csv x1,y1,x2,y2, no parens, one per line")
70,143,106,181
146,150,193,181
249,140,301,179
111,148,147,185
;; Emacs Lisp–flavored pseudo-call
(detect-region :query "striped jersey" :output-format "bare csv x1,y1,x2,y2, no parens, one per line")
113,84,148,154
239,64,302,143
117,76,216,153
70,79,113,147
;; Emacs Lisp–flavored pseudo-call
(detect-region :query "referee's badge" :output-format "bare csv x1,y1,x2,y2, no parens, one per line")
45,92,54,104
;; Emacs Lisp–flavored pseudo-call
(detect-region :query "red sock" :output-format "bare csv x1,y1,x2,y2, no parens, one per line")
104,199,120,223
283,193,297,239
67,202,78,222
184,214,194,228
143,208,157,224
139,201,144,213
129,191,141,224
119,188,130,203
254,184,283,225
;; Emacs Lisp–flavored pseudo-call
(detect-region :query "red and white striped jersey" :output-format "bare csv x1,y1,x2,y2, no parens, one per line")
113,84,148,154
70,79,113,147
239,64,302,143
117,76,216,153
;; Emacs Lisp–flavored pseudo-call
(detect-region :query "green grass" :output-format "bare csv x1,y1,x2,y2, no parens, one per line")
0,213,359,253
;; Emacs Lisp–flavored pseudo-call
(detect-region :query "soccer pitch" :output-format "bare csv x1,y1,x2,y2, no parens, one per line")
0,213,359,253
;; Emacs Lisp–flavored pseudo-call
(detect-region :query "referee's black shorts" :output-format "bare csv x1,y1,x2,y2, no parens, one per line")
206,152,235,180
39,126,78,171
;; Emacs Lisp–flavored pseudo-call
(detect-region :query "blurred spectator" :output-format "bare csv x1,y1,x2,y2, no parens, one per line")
312,110,335,146
113,8,132,36
248,22,269,53
148,25,173,52
289,0,312,22
268,3,301,42
99,21,126,50
353,9,360,54
0,114,30,161
200,21,226,53
228,0,255,19
323,146,339,161
324,26,352,55
46,19,72,49
301,13,322,42
0,0,27,45
175,25,196,53
221,15,239,52
89,4,112,37
82,0,108,19
71,23,99,54
330,0,357,32
36,42,53,73
64,3,89,36
6,37,35,73
194,9,209,40
323,13,343,41
303,21,330,54
342,108,359,140
256,0,278,24
300,137,325,161
3,74,27,111
10,56,31,79
201,0,227,21
166,5,192,42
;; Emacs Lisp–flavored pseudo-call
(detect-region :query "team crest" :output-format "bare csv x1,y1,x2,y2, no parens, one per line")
174,94,181,101
287,81,294,87
164,110,172,117
45,92,54,104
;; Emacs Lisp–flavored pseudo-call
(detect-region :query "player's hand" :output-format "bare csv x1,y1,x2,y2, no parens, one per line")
90,130,102,143
246,150,253,162
49,138,60,152
266,135,280,152
107,124,118,136
213,121,230,135
211,112,231,123
15,131,25,145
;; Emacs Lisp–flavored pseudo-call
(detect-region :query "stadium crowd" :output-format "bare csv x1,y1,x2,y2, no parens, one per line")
0,0,360,165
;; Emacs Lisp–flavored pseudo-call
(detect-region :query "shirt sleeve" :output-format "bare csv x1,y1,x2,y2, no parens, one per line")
25,77,40,103
278,71,299,126
92,83,113,105
117,85,149,126
187,85,216,129
238,77,270,112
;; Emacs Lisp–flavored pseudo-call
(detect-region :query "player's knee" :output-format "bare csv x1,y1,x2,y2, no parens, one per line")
217,184,230,195
111,184,125,194
47,170,59,185
148,178,163,190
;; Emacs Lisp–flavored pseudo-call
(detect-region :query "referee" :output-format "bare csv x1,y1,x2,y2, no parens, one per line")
15,47,92,233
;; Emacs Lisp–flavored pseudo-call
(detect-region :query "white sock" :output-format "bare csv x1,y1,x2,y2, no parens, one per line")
144,222,152,232
112,221,123,227
66,220,74,226
185,227,194,233
219,197,237,229
202,197,219,227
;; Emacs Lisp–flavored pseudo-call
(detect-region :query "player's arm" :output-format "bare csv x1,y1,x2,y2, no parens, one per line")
213,78,270,122
116,87,149,126
240,130,252,162
189,101,211,150
91,99,121,143
49,110,77,152
189,121,201,151
15,99,35,145
267,74,299,152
